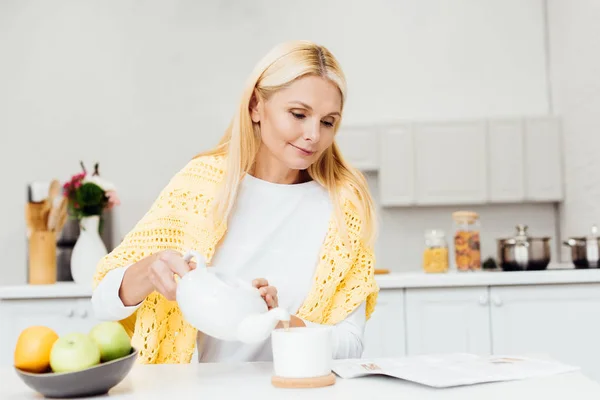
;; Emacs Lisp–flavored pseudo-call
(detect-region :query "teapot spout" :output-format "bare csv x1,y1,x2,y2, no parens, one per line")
267,307,291,326
236,307,291,344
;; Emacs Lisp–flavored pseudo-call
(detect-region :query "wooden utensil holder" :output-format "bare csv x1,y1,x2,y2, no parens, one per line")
28,231,57,285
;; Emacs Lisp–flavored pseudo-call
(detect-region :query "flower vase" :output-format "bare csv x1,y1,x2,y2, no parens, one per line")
70,215,107,287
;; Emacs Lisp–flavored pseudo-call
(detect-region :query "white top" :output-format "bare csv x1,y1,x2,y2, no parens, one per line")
92,173,367,362
3,361,598,399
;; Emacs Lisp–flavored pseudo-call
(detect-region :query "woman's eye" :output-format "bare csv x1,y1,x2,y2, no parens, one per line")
321,120,334,128
291,112,305,120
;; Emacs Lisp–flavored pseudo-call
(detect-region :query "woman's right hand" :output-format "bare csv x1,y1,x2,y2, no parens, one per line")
147,250,197,301
119,249,196,306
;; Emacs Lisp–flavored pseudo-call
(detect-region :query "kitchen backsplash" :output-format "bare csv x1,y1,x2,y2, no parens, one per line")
364,172,561,272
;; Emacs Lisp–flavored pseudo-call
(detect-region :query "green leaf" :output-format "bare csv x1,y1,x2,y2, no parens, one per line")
72,182,108,218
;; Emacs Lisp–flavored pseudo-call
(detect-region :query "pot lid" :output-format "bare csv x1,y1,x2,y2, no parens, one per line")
587,225,599,240
498,224,551,242
566,225,600,242
514,224,529,240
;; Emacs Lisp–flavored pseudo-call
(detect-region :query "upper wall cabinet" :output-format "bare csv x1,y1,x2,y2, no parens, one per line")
412,121,487,205
523,117,564,201
486,117,564,203
379,120,488,206
373,115,564,207
336,126,379,171
379,125,414,206
487,119,526,202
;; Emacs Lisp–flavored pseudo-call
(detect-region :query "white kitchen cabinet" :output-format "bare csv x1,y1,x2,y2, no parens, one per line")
332,115,563,207
487,119,525,202
405,287,491,356
379,125,415,206
0,298,99,366
524,117,564,201
336,126,379,171
362,289,406,358
413,121,487,205
490,284,600,382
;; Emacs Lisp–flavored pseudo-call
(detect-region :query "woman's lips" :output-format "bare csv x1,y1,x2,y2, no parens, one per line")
290,144,315,156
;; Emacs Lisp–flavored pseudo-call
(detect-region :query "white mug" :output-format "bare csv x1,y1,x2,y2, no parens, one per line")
271,326,333,378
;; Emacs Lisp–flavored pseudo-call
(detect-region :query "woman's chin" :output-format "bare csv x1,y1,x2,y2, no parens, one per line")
285,158,314,171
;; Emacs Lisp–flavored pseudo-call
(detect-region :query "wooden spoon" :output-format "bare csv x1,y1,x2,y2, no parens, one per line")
43,180,61,229
54,198,70,233
48,196,67,232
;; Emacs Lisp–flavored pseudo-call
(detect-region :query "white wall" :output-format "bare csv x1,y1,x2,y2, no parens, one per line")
547,0,600,261
0,0,550,284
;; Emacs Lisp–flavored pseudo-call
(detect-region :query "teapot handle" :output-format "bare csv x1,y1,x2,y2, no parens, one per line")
183,250,207,270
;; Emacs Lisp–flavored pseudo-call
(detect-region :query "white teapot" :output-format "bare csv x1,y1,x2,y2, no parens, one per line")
176,250,291,343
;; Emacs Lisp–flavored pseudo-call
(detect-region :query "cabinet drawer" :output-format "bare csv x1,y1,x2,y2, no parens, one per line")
490,284,600,382
363,289,406,358
405,287,491,356
0,298,98,365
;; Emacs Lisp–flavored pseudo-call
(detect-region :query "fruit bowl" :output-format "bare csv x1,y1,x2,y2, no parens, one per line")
14,347,138,399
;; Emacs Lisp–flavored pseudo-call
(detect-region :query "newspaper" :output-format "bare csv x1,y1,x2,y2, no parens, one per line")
332,353,580,388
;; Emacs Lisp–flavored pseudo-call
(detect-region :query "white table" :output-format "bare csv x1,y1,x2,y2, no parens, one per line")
2,361,600,400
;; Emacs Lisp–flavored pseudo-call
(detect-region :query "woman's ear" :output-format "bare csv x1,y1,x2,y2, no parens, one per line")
249,91,262,123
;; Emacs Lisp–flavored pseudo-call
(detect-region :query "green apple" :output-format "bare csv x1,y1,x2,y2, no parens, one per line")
89,322,131,362
49,333,101,373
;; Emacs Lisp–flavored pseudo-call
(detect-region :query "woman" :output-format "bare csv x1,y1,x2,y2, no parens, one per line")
91,40,379,364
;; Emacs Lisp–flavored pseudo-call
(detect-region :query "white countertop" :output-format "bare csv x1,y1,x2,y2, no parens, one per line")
3,267,600,299
0,282,93,299
375,267,600,289
2,361,600,399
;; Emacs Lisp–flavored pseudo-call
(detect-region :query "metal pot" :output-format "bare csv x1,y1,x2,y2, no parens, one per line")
563,225,600,268
497,225,551,271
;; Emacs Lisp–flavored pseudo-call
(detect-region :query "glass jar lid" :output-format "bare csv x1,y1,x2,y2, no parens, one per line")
425,229,447,247
452,211,479,224
425,229,446,239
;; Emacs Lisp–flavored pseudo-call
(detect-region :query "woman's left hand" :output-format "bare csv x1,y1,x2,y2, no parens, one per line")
252,278,278,309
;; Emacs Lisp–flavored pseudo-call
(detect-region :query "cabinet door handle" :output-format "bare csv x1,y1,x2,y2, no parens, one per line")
492,295,503,307
65,308,74,318
79,309,88,318
478,295,489,305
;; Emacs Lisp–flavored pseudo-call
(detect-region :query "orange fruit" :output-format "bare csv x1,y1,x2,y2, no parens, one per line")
14,326,59,373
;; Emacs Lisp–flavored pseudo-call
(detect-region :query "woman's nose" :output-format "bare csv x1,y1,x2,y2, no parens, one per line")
304,120,321,142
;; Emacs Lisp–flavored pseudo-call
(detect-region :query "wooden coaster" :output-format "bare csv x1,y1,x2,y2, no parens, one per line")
271,373,336,389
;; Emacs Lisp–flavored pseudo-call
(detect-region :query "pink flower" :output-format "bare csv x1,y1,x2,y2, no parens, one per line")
106,190,121,210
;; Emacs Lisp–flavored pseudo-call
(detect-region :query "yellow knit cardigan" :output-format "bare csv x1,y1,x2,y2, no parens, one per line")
92,154,379,364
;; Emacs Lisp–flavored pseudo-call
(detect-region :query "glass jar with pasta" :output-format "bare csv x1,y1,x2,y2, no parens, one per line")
422,229,449,273
452,211,481,272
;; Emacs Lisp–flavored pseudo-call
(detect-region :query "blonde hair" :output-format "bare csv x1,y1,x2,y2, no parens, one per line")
196,40,377,247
